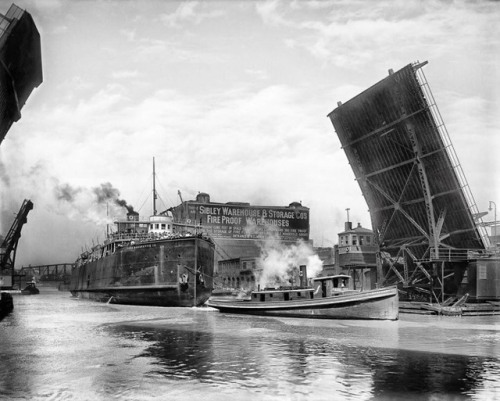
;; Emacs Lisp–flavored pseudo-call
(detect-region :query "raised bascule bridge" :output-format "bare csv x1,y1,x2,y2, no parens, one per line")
328,61,497,309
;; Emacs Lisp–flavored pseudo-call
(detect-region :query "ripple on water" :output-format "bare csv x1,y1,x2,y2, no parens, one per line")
1,290,500,400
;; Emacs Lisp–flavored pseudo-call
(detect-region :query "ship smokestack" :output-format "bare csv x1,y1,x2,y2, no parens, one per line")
299,265,307,287
127,211,139,221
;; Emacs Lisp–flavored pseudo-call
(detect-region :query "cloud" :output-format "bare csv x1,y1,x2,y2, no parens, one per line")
256,0,500,70
51,25,68,35
28,0,65,11
255,0,289,27
111,70,140,80
438,92,500,208
1,0,498,269
119,28,136,42
134,37,224,65
244,69,268,81
2,74,357,265
159,1,224,28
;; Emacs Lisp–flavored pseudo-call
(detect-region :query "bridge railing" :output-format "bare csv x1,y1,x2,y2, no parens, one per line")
427,247,495,262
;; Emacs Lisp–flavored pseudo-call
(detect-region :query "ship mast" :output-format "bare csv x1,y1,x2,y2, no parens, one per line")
153,157,157,216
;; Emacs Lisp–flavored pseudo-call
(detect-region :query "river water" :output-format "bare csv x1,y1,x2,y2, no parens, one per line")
1,288,499,401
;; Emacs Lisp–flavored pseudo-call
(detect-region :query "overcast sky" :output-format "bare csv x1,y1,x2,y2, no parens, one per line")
0,0,499,267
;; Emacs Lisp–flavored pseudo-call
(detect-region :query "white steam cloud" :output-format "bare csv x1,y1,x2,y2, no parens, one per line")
255,229,323,289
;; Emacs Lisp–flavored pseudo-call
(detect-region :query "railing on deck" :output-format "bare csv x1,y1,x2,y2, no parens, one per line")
427,247,494,262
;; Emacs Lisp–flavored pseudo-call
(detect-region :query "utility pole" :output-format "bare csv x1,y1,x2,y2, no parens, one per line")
152,157,157,216
489,201,497,245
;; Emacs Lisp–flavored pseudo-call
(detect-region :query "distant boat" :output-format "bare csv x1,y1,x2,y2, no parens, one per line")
21,281,39,295
207,274,399,320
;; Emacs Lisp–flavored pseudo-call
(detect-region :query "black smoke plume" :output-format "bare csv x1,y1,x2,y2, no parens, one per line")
55,181,136,215
55,183,81,202
93,182,136,214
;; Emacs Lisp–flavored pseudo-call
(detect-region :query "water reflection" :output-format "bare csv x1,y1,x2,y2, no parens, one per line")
1,290,500,400
108,315,500,400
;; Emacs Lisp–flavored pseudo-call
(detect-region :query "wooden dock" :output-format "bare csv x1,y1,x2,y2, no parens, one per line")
400,299,500,316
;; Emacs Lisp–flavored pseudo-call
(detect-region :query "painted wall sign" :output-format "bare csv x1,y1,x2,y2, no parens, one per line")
176,203,309,240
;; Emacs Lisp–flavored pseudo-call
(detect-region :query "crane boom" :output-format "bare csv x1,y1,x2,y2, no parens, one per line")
0,199,33,279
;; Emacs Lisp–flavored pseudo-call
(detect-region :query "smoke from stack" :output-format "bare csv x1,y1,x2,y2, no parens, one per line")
93,182,137,214
0,159,10,186
249,221,323,289
53,181,137,225
55,183,81,202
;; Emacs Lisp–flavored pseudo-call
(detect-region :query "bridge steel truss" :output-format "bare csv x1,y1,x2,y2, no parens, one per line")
328,61,489,303
18,263,74,282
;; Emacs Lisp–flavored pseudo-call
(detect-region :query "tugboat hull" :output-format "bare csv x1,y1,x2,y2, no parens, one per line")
208,286,399,320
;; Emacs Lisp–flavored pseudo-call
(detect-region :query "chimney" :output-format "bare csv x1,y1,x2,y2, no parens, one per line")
299,265,308,287
344,221,353,231
127,212,139,221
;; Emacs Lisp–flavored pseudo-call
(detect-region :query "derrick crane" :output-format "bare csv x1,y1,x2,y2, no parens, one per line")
0,199,33,287
177,190,186,221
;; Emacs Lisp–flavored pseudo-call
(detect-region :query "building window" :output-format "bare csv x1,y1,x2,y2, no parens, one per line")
352,235,357,245
359,236,364,245
161,224,166,229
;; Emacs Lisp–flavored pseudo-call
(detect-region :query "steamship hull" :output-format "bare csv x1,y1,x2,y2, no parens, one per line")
70,235,215,307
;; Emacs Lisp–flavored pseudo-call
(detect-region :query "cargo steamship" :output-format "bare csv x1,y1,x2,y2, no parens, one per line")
69,163,215,306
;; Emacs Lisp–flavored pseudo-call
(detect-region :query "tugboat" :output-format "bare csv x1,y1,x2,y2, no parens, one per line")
69,160,215,307
207,271,399,320
21,280,39,295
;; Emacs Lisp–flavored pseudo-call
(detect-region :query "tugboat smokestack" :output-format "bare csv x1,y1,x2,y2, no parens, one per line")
299,265,307,288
